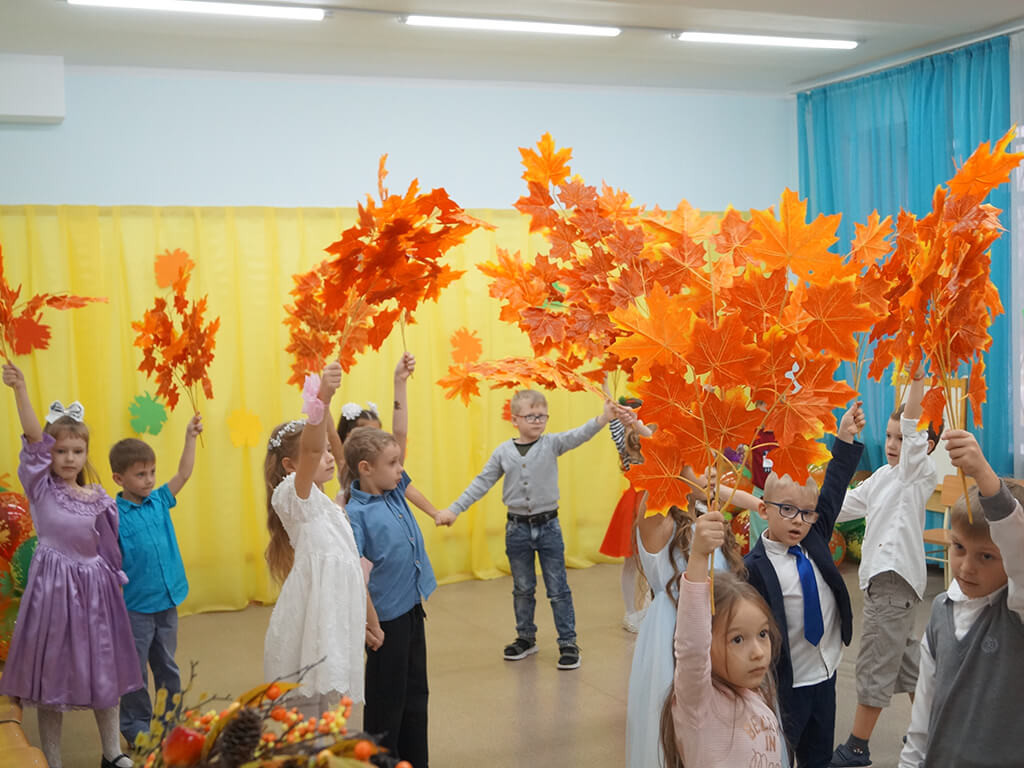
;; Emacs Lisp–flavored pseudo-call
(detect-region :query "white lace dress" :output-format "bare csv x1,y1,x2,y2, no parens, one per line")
264,473,366,702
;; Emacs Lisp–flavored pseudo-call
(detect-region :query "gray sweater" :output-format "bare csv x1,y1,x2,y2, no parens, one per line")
450,417,604,517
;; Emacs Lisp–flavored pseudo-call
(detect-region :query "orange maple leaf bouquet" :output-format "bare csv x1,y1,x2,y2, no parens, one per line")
285,155,493,385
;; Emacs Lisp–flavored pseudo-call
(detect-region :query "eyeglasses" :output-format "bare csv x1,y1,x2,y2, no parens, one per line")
763,500,819,524
517,413,549,423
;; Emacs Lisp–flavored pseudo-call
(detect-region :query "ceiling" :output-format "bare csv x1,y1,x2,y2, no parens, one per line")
2,0,1023,93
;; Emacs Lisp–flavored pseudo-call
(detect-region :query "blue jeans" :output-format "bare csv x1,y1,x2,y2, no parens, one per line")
505,517,576,647
120,607,181,744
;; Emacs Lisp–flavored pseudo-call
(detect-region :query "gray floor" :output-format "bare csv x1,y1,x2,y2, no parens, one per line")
25,560,943,767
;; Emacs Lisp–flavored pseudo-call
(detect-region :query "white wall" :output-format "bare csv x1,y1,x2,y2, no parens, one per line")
0,65,797,210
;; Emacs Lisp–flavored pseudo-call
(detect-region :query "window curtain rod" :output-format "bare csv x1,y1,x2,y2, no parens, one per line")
791,16,1024,93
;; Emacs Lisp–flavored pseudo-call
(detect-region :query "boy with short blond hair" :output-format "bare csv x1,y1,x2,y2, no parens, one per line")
899,431,1024,768
441,389,614,669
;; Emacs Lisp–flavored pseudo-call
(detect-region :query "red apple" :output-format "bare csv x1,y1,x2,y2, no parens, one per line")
163,725,204,767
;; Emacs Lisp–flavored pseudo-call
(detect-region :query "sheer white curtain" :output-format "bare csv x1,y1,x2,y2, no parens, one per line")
1011,31,1024,477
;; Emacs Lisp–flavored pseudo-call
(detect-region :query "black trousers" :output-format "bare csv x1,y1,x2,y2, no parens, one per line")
781,673,837,768
364,603,428,768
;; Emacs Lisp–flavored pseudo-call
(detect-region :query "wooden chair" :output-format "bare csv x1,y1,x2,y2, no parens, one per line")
922,474,976,589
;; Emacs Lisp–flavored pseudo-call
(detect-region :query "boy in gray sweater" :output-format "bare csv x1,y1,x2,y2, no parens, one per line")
898,429,1024,768
441,389,614,669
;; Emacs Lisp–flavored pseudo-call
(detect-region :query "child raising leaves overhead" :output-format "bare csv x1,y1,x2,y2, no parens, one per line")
662,508,783,768
0,362,142,768
263,362,377,717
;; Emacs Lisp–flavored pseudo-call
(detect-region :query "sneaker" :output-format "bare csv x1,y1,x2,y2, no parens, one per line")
503,637,538,661
829,743,871,767
557,644,581,670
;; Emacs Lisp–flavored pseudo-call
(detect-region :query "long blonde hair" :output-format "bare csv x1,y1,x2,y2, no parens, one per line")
263,421,304,584
45,416,101,486
659,572,782,767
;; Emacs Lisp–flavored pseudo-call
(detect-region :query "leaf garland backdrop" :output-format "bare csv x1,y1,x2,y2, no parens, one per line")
0,205,626,614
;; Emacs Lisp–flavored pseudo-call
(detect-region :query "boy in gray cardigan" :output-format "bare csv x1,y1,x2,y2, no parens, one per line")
898,430,1024,768
441,390,614,669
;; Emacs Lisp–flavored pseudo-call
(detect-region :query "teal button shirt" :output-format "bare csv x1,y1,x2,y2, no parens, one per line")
117,484,189,613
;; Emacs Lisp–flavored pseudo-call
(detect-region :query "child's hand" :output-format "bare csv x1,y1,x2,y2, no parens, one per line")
837,400,865,443
2,362,25,390
365,623,385,651
434,508,457,527
691,509,726,558
186,413,203,438
943,429,1000,496
318,362,343,402
395,353,415,382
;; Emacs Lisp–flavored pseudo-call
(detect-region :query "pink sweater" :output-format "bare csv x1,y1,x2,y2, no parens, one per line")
672,575,783,768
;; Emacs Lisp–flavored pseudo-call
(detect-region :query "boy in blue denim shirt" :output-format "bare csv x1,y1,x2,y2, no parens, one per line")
441,390,614,670
109,414,202,745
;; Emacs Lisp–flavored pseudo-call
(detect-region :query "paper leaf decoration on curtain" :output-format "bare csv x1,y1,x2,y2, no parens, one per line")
129,392,168,436
154,249,194,289
285,155,493,384
0,473,10,493
450,327,483,364
0,244,108,359
227,408,264,448
132,254,220,412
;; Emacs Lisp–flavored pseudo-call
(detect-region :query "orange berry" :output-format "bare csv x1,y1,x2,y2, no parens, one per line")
340,695,353,707
271,706,288,721
396,762,413,768
266,683,282,700
353,739,374,760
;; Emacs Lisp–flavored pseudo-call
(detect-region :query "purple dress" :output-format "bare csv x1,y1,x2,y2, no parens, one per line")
0,434,143,710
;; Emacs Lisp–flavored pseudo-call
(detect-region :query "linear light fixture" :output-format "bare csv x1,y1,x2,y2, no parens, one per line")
402,14,621,37
67,0,325,21
677,31,857,50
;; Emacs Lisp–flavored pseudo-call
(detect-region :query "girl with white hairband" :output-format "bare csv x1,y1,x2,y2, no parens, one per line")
0,362,141,768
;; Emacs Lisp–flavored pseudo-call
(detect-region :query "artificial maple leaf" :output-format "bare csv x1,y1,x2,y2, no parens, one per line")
686,312,769,390
920,385,947,432
720,268,788,335
787,278,876,361
450,327,483,364
628,430,697,512
608,285,696,380
437,366,482,406
514,181,560,233
946,127,1023,202
966,356,986,427
698,387,767,464
747,189,845,286
767,437,832,484
154,249,195,289
633,367,699,432
712,208,757,266
519,132,572,188
848,211,894,268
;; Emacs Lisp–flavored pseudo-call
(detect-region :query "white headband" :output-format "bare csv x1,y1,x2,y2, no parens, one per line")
341,401,379,421
45,400,85,424
267,419,306,450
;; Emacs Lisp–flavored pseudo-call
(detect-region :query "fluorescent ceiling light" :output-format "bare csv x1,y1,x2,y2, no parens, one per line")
67,0,325,21
402,14,621,37
677,31,857,50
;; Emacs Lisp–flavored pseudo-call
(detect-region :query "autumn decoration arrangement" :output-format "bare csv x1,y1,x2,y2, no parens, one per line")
283,155,493,386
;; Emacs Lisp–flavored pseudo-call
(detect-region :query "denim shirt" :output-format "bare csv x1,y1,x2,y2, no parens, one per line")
347,472,436,622
117,484,188,613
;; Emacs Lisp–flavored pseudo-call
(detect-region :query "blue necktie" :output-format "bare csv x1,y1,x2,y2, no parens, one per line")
788,545,824,646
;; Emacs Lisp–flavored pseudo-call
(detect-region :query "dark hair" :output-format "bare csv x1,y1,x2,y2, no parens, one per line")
44,417,101,486
891,404,940,450
337,409,382,444
659,572,782,767
263,421,305,584
109,438,157,474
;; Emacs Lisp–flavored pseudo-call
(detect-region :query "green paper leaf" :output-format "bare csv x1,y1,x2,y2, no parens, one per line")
130,392,168,436
11,536,37,591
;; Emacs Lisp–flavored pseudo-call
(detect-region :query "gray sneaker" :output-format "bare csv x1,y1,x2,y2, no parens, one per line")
557,644,581,670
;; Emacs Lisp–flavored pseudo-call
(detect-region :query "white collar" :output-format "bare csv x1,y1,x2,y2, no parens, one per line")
946,578,1007,606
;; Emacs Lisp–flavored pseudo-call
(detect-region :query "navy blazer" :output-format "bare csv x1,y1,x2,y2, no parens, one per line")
744,438,864,709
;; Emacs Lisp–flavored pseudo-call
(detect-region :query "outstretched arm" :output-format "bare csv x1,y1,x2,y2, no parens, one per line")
167,413,203,497
392,352,414,462
295,363,342,500
3,363,42,443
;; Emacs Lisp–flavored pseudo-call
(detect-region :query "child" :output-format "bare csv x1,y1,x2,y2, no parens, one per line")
441,389,615,669
0,362,141,768
899,430,1024,767
662,508,784,767
345,425,442,768
109,413,203,746
830,372,938,767
263,363,374,718
745,402,865,768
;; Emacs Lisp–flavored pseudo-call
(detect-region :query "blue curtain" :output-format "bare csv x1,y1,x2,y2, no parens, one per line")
798,36,1013,474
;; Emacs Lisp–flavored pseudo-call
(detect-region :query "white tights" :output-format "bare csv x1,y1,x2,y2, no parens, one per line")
36,706,133,768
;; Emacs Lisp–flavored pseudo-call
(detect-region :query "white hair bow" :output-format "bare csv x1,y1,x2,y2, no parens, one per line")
46,400,85,424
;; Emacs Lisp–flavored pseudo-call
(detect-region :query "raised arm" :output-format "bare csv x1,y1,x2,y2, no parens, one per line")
294,363,342,500
3,362,42,443
166,413,203,497
392,352,414,462
325,400,346,482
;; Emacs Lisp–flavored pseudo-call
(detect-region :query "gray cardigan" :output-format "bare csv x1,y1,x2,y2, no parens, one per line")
450,416,604,517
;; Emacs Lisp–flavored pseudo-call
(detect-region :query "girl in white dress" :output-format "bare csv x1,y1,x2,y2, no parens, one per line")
263,363,381,716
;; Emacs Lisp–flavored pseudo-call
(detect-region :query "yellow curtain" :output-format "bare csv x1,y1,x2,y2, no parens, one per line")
0,205,626,615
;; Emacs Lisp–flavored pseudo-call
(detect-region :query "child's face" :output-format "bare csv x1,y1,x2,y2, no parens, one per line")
363,443,403,492
710,598,772,690
950,527,1008,599
758,482,817,548
884,418,903,467
511,403,548,441
114,461,157,503
50,434,88,484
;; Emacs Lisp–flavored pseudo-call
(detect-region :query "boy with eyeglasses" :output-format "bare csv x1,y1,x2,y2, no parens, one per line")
440,389,615,669
745,401,865,768
830,371,939,768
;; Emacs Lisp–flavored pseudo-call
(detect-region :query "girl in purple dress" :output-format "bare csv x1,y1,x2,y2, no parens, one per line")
1,362,141,768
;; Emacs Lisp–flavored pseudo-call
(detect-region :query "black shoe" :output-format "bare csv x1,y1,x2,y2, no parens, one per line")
504,637,538,660
102,754,133,768
557,644,581,670
829,743,871,767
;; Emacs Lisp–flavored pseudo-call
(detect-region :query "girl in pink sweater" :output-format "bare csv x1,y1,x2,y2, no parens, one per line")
661,509,785,768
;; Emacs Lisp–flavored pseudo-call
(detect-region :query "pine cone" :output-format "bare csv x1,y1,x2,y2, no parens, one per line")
214,706,262,768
